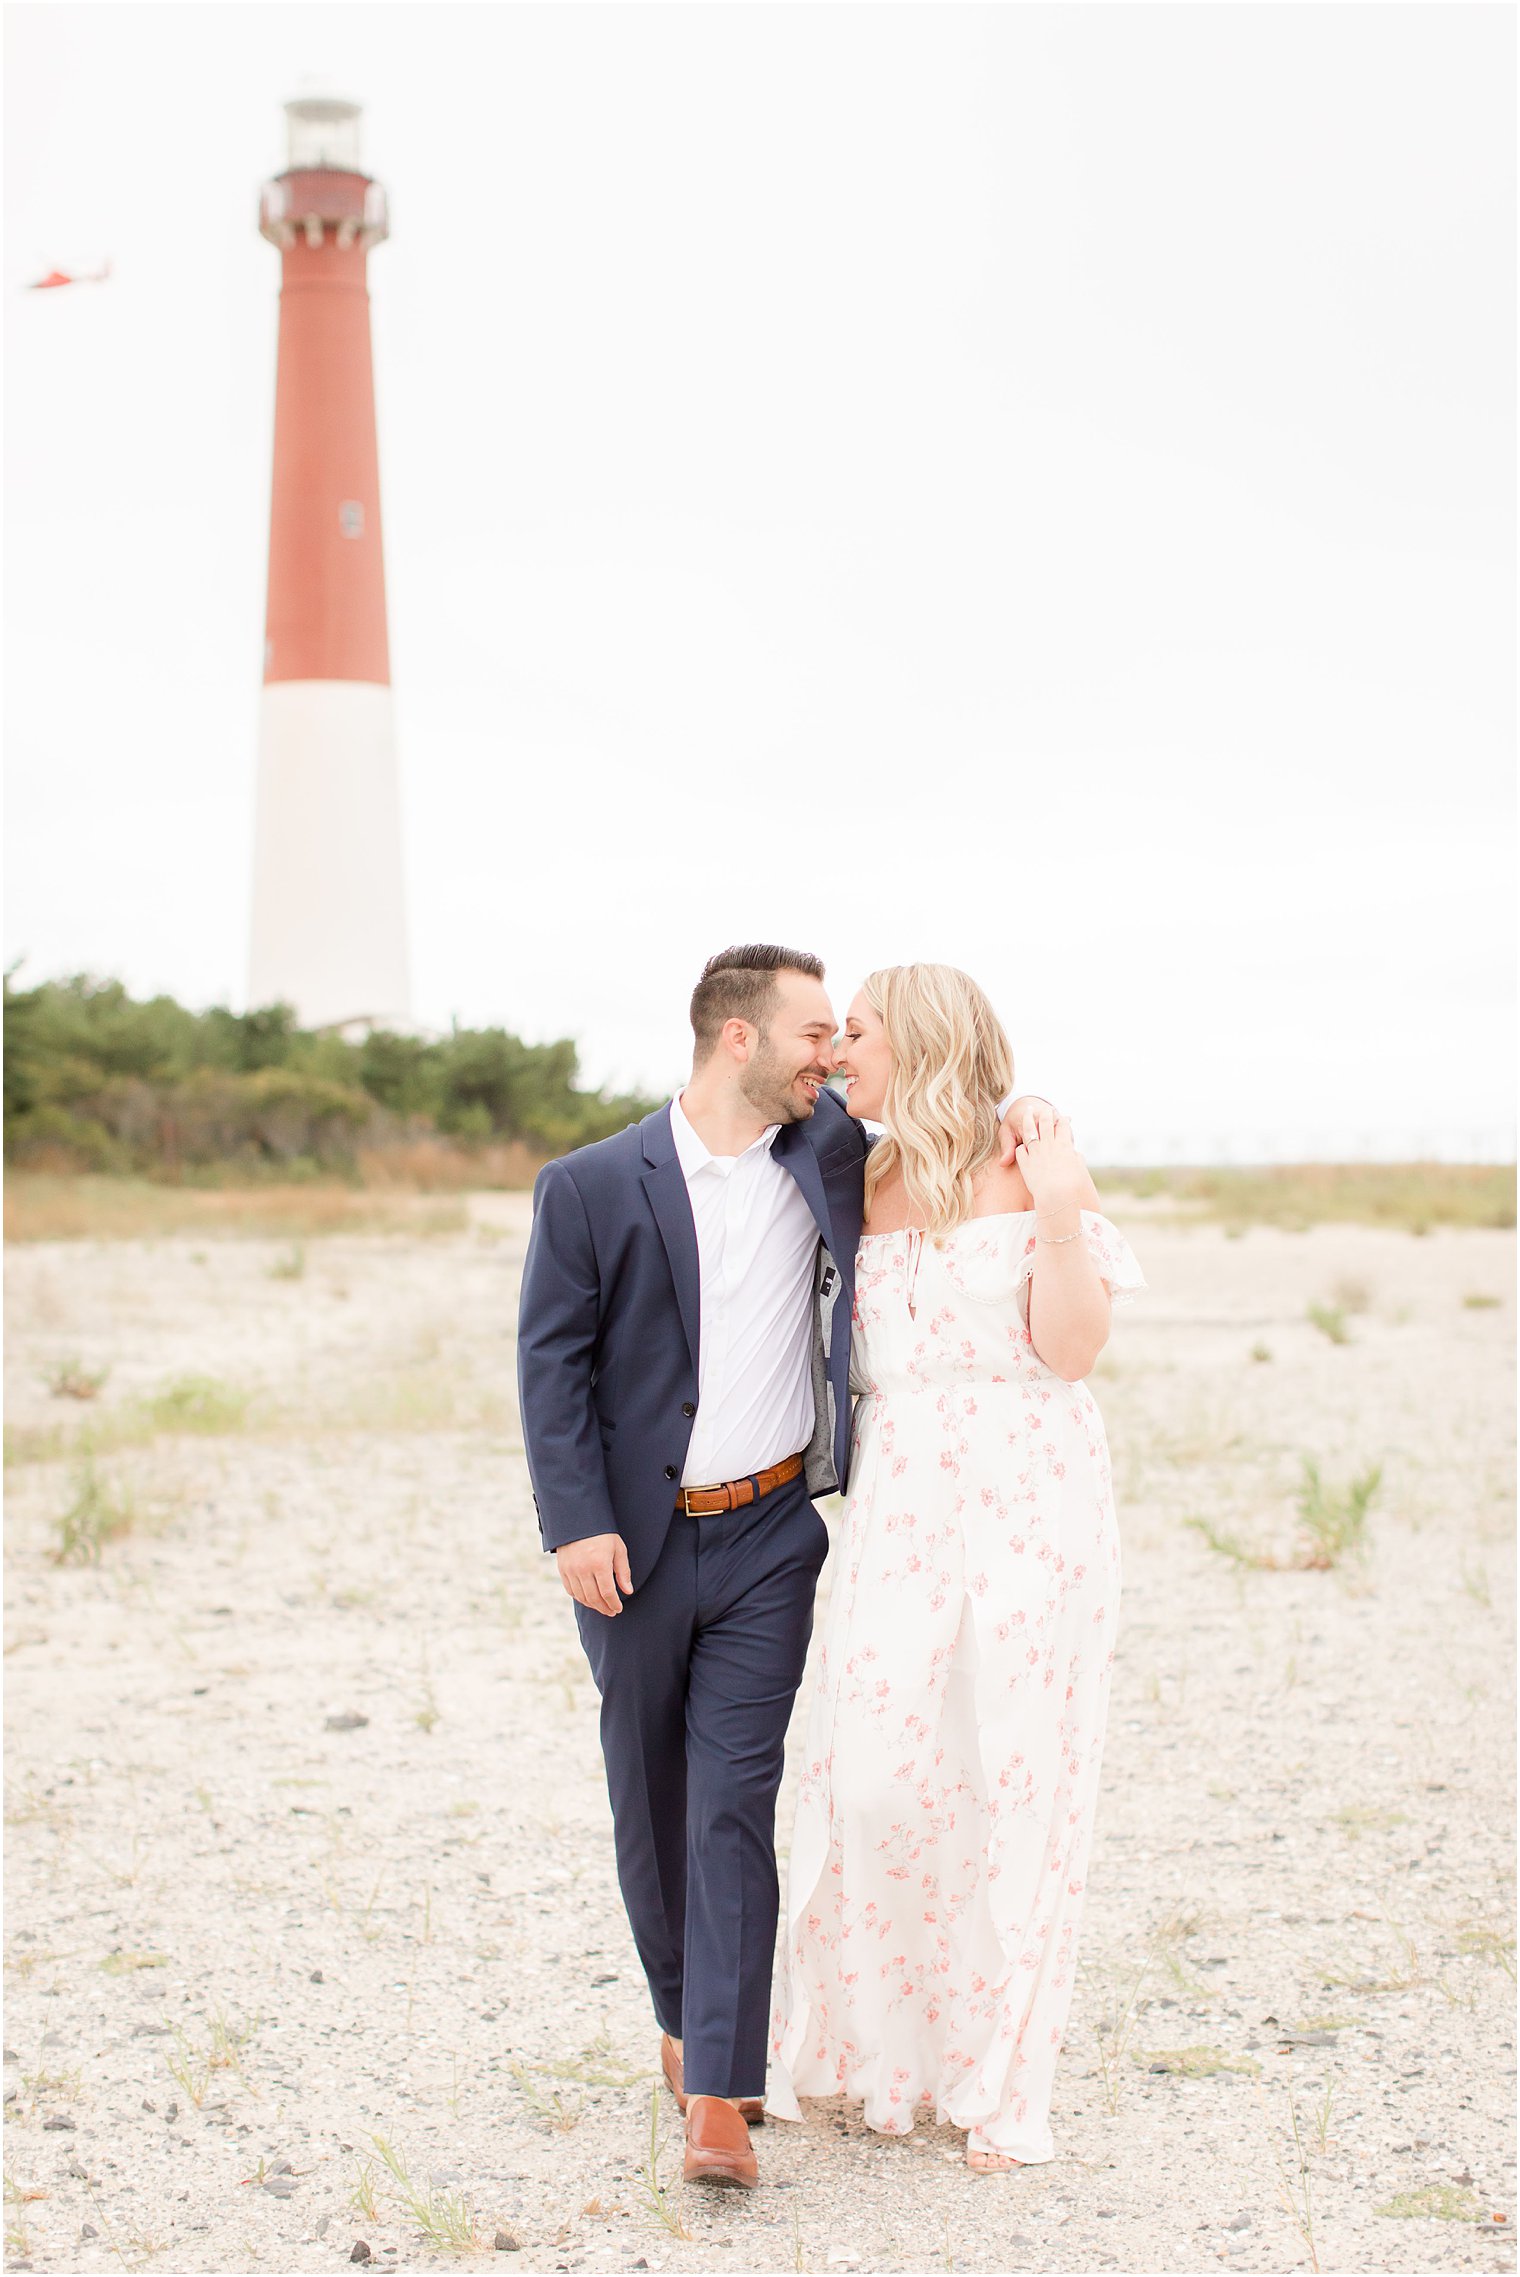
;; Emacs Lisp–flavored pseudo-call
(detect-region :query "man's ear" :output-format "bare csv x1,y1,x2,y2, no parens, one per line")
721,1017,753,1064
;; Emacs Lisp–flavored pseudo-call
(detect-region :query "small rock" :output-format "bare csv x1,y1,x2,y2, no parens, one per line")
430,2168,463,2186
309,1970,324,1984
590,1973,618,1986
269,2158,294,2174
42,2114,76,2130
1226,2215,1251,2231
141,2098,157,2112
164,2103,179,2123
350,2246,372,2265
65,2161,87,2181
3,2086,15,2106
263,2176,297,2198
2,2050,18,2064
42,2033,64,2048
81,2224,99,2239
494,2233,521,2253
132,2023,171,2038
326,1712,369,1732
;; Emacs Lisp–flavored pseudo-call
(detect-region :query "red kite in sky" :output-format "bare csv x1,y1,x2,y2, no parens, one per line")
26,261,111,291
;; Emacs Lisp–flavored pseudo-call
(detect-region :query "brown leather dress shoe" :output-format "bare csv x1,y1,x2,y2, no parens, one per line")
683,2094,759,2189
660,2034,764,2126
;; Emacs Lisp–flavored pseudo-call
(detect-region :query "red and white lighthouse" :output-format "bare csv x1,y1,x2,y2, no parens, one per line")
248,92,410,1031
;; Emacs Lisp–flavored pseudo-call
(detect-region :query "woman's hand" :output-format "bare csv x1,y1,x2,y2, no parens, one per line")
1014,1110,1089,1220
1020,1112,1110,1379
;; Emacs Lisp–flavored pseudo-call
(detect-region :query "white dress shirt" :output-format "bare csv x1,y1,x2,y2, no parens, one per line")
669,1092,820,1487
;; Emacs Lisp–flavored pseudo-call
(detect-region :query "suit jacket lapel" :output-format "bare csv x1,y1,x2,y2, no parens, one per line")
772,1118,834,1253
639,1107,700,1370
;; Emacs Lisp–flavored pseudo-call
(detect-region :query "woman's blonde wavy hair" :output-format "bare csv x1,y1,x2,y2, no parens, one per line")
861,964,1015,1239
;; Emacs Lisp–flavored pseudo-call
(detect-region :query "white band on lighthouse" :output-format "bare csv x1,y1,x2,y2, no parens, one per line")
249,681,410,1031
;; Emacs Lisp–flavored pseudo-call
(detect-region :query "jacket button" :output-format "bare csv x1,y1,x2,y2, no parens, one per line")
664,1465,677,1481
682,1402,696,1418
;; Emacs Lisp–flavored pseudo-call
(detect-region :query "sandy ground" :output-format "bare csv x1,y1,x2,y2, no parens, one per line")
3,1199,1514,2277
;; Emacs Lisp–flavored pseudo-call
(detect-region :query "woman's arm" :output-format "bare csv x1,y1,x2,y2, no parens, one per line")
1015,1116,1111,1381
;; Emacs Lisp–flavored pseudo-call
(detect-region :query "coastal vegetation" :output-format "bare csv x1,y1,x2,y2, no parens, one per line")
3,969,655,1184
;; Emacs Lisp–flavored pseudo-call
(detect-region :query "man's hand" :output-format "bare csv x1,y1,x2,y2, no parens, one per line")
997,1093,1054,1168
556,1533,633,1617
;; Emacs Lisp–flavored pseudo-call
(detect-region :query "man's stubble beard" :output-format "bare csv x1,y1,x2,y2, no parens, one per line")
740,1032,811,1125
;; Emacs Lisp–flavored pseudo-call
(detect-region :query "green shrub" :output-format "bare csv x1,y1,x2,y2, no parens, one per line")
4,969,656,1177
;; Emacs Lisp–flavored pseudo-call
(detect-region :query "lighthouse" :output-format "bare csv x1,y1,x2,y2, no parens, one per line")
248,92,410,1032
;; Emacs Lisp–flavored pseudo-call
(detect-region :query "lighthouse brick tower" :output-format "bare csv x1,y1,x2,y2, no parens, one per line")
248,92,410,1031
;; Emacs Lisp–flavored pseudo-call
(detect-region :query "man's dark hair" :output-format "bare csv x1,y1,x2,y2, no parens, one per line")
690,943,826,1061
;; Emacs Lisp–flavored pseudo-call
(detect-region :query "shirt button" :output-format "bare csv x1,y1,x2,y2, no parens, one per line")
664,1465,678,1481
682,1402,696,1418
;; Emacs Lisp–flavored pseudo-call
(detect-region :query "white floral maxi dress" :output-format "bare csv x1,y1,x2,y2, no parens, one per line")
767,1209,1144,2163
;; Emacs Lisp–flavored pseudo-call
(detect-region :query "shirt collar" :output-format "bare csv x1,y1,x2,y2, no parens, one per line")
669,1092,781,1176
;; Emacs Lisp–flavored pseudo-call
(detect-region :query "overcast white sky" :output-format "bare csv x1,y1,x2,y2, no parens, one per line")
5,3,1514,1159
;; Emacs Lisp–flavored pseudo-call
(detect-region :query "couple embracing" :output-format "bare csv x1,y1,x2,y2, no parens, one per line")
517,945,1142,2189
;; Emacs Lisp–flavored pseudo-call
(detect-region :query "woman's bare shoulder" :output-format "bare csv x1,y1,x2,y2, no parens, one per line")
862,1171,914,1236
971,1158,1035,1217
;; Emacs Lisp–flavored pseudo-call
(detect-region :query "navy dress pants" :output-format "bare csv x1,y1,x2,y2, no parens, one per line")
574,1474,829,2100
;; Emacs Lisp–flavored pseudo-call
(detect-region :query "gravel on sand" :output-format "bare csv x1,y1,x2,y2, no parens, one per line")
3,1199,1514,2273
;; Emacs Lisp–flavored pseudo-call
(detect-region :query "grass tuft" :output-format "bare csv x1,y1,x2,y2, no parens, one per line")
506,2061,583,2131
632,2082,692,2238
1376,2185,1484,2222
139,1374,250,1435
1295,1458,1380,1567
1453,1924,1516,1979
536,2030,648,2089
44,1356,109,1401
1186,1457,1380,1573
1330,1805,1408,1840
52,1461,137,1564
370,2133,480,2250
1307,1302,1351,1346
1136,2045,1261,2077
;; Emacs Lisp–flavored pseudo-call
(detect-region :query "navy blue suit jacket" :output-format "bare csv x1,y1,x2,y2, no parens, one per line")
517,1088,869,1591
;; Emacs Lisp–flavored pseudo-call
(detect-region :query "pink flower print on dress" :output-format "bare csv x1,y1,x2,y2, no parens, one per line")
769,1208,1142,2163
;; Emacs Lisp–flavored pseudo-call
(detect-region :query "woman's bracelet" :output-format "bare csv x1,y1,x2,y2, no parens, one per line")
1037,1218,1082,1247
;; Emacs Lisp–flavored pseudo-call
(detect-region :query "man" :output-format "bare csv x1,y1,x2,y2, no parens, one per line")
516,945,1051,2189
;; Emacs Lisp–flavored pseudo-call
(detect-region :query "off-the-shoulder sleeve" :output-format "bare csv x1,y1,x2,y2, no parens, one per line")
1012,1210,1145,1314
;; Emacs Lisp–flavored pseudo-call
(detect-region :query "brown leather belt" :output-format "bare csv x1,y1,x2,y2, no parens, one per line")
675,1451,805,1517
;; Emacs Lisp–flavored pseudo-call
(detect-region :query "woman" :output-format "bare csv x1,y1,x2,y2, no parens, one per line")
767,965,1143,2170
